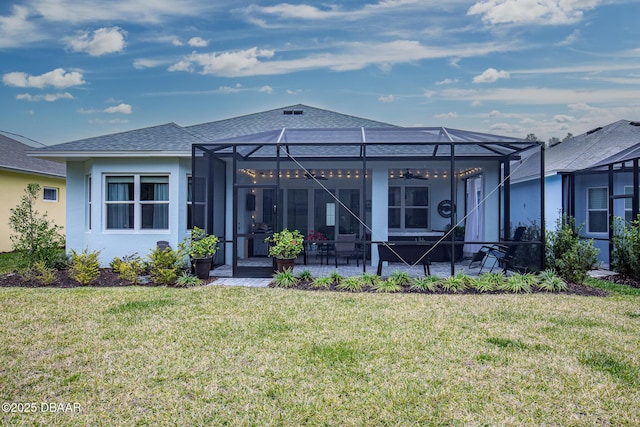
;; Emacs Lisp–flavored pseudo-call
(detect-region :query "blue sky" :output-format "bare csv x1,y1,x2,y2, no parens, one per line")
1,0,639,145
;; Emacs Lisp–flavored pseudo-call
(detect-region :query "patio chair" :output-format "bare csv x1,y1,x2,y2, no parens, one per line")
477,226,526,273
332,233,359,267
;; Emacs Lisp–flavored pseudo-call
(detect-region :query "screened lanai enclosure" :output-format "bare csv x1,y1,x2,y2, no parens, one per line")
191,127,544,278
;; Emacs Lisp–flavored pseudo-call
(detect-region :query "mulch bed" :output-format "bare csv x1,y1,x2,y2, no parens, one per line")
0,269,217,288
269,280,609,296
0,269,633,296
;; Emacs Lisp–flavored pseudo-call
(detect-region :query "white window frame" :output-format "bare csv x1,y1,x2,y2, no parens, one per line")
388,184,430,231
587,186,608,234
43,186,58,202
103,174,170,232
87,175,92,230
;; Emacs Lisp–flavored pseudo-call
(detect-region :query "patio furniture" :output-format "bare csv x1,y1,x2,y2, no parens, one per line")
376,243,432,276
330,234,360,267
477,226,526,273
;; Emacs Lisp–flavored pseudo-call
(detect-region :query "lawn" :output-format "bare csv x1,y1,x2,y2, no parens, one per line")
1,282,639,426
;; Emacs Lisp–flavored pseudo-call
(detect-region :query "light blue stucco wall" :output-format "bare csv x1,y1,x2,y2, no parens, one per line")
66,157,191,266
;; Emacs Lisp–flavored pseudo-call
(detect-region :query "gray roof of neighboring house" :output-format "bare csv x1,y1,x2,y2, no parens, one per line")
513,120,640,180
35,105,398,157
0,132,65,177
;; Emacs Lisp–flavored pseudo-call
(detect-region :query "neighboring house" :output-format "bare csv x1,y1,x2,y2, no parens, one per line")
512,120,640,266
33,104,542,276
0,131,66,253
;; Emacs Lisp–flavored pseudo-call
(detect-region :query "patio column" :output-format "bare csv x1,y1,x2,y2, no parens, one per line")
370,164,388,268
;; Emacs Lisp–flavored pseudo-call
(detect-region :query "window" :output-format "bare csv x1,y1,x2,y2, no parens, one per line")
389,185,429,229
87,176,92,230
587,187,608,233
105,175,169,230
43,187,58,201
624,186,640,222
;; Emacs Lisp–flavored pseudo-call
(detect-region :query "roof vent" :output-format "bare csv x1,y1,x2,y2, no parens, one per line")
283,110,304,115
586,127,602,135
630,121,640,127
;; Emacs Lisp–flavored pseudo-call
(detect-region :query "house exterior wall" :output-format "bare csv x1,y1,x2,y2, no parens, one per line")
0,169,66,253
66,157,191,266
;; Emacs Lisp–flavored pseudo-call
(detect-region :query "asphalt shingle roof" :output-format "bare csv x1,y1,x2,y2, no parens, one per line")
513,120,640,180
36,105,398,155
0,133,65,177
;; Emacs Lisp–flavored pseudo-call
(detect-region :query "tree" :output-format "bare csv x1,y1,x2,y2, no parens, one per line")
525,133,540,142
563,132,573,141
8,183,65,267
547,136,561,147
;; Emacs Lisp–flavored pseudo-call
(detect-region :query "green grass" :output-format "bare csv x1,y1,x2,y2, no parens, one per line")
0,251,21,274
1,286,639,425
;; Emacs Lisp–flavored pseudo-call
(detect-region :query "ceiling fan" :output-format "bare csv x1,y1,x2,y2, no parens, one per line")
303,172,328,180
398,169,429,180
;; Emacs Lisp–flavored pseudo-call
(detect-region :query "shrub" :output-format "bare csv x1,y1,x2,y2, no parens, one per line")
175,272,203,287
69,249,101,286
411,275,440,292
329,271,344,285
475,272,504,293
360,272,381,286
611,216,640,279
148,247,179,286
8,183,65,268
537,269,568,292
373,279,402,293
387,271,412,286
297,270,314,282
31,261,57,286
311,276,333,289
441,272,472,293
336,276,364,292
546,215,599,284
271,269,298,288
111,254,145,285
512,221,543,273
500,273,536,293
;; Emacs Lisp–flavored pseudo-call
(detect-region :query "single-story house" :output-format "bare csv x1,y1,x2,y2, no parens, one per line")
511,120,640,267
0,131,66,253
33,104,543,277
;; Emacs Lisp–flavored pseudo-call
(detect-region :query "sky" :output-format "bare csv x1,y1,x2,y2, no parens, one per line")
1,0,639,145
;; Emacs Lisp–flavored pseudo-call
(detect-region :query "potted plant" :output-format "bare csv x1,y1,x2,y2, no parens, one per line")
179,226,219,279
265,228,305,272
306,229,326,254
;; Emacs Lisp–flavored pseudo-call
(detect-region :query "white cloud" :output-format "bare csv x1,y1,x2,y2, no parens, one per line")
467,0,600,25
378,94,395,103
553,114,575,123
80,103,132,114
66,27,126,56
168,40,517,77
259,85,274,94
169,47,275,77
3,68,85,89
134,58,170,69
558,29,581,46
440,87,640,105
436,78,459,86
0,5,42,48
30,0,213,24
188,37,209,47
435,112,458,119
473,68,510,83
16,92,74,102
104,103,132,114
172,38,184,46
286,89,302,95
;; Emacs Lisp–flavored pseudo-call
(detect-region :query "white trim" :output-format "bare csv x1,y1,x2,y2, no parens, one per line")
43,186,58,202
103,173,171,232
